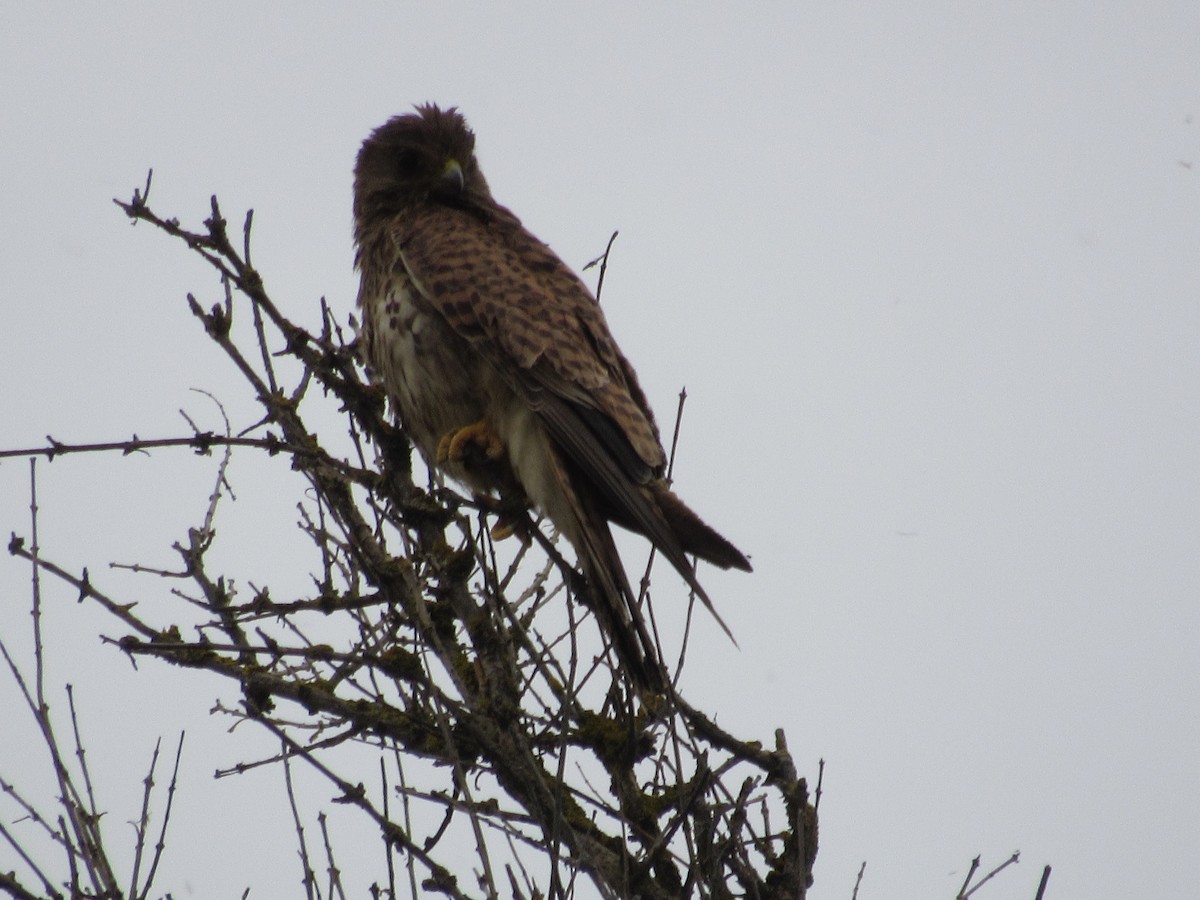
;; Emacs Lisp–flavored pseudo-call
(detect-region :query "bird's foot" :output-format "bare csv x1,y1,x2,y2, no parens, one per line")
489,513,522,542
471,494,533,545
436,420,505,466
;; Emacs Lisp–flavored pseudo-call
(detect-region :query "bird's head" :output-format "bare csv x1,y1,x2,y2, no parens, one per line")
353,104,493,234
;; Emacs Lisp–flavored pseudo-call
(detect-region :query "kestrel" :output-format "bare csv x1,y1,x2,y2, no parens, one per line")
353,105,750,689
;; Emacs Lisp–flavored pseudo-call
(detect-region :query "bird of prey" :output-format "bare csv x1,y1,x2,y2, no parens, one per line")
353,105,750,689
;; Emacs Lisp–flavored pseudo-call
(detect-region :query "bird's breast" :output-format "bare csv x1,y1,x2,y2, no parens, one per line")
356,245,564,522
360,270,513,492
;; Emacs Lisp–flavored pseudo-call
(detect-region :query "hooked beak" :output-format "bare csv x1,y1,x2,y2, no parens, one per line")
440,159,465,195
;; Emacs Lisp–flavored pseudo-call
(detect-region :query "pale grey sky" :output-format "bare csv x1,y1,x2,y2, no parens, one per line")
2,4,1198,897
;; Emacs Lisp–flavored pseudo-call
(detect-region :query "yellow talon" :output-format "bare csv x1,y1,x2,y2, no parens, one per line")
489,512,532,545
490,519,516,540
436,420,505,466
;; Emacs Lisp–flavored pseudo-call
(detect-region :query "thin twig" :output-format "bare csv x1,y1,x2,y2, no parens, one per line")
961,851,1021,898
128,736,162,898
282,741,318,900
1034,865,1052,900
136,733,185,900
584,230,620,304
957,855,982,899
0,432,285,461
850,860,865,900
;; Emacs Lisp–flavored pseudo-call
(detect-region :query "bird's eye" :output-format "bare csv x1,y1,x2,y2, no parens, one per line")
394,149,421,177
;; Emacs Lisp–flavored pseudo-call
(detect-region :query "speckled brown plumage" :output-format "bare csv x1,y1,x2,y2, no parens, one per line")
353,105,750,689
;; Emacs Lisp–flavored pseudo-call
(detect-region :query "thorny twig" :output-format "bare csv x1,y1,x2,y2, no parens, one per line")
0,461,184,900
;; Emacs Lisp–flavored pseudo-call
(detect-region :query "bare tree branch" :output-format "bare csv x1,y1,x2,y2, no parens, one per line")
1,180,819,898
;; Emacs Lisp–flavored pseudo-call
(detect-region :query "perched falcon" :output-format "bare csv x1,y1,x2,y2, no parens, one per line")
353,105,750,689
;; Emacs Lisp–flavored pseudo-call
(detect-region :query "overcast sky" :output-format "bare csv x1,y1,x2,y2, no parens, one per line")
2,4,1198,898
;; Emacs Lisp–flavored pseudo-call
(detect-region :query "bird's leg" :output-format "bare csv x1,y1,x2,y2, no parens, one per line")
436,419,505,466
471,493,534,544
437,421,531,542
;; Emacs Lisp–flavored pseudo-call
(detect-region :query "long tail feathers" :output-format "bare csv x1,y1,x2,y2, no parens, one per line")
545,447,666,690
577,518,667,691
650,484,751,573
535,396,750,686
